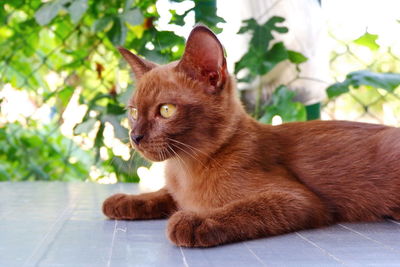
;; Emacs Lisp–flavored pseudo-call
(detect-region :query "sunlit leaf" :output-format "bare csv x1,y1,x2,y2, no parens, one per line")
57,86,74,108
288,50,308,64
353,32,379,51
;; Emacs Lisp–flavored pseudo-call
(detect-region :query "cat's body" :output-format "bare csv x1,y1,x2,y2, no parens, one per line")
166,118,400,221
103,26,400,247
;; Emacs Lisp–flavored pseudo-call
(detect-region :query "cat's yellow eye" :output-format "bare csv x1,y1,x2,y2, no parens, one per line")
160,104,177,118
130,107,138,120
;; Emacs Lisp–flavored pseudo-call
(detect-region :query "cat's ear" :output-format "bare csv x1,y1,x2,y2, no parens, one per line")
177,25,227,94
118,47,157,80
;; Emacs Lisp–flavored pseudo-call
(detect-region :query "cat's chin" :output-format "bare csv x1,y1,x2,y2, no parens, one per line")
138,149,172,162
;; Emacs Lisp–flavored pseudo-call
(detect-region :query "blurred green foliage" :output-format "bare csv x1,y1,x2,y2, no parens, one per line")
0,122,90,181
235,17,308,122
327,70,400,98
258,85,306,124
326,31,400,123
1,1,399,182
0,0,226,182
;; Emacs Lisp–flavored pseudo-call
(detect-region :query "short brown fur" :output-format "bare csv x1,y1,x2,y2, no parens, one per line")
103,26,400,247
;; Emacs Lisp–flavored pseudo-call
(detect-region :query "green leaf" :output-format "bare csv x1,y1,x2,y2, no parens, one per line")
353,32,379,51
106,102,126,115
326,80,351,98
124,0,135,10
57,86,74,107
348,71,400,90
169,9,189,26
92,16,113,32
74,118,97,135
94,124,104,145
35,0,69,26
102,115,129,140
260,42,288,75
238,17,287,51
0,5,6,24
0,168,10,181
259,85,306,123
193,1,225,33
235,17,289,81
152,31,185,51
327,70,400,98
31,165,50,180
68,0,88,23
121,8,144,26
288,50,308,64
107,17,127,46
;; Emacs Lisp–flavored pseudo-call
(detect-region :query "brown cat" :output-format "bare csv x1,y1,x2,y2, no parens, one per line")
102,25,400,247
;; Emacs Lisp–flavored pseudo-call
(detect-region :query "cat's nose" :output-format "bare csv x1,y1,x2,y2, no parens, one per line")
131,134,144,145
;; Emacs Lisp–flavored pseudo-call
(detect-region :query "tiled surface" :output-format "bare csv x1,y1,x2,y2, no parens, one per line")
1,182,400,267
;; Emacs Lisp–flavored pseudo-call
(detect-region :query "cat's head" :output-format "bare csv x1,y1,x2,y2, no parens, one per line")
119,25,242,162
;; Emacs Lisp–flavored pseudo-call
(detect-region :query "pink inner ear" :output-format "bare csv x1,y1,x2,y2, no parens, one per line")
177,26,226,89
187,31,223,71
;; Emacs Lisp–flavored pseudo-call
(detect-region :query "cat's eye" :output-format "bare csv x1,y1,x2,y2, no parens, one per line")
130,107,138,120
160,104,177,118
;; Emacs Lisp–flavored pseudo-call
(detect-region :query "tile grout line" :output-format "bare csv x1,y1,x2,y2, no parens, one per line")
338,224,400,252
243,242,269,267
179,247,190,267
295,232,348,266
107,220,119,267
22,186,83,267
106,183,125,267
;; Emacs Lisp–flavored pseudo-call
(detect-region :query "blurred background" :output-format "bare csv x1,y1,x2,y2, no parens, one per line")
1,0,400,188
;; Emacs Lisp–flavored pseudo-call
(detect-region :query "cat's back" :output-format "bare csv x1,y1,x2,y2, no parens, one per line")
272,120,398,170
270,120,400,221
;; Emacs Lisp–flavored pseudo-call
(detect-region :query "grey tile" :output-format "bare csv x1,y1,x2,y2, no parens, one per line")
1,182,400,267
244,233,344,267
299,224,400,266
181,242,266,267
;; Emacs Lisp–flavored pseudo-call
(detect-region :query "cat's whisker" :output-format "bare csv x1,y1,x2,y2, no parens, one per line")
168,139,201,160
160,148,165,161
167,138,201,158
167,138,231,177
167,144,189,172
167,139,204,164
169,142,209,172
161,147,168,161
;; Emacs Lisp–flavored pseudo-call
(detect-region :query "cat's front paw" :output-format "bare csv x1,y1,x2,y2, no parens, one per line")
102,193,146,220
167,211,226,247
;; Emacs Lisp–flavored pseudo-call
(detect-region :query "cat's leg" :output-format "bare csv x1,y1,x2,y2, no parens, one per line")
167,185,331,247
102,188,177,220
